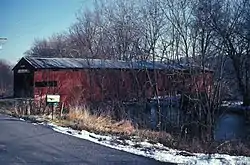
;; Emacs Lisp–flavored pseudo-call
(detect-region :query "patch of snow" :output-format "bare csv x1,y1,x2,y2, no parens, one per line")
44,122,250,165
19,118,25,121
221,101,243,107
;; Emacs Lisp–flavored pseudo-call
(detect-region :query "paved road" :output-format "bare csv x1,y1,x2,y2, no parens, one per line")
0,114,174,165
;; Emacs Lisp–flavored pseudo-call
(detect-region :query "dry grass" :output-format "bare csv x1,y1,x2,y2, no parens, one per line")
66,106,176,146
136,129,174,146
67,106,134,135
211,141,250,156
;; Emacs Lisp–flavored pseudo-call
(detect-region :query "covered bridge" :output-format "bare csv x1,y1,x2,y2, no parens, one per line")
12,57,212,105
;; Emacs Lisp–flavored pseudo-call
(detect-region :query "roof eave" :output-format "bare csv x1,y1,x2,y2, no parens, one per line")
12,57,36,71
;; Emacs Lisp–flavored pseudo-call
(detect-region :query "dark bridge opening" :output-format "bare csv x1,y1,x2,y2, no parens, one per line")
14,70,34,98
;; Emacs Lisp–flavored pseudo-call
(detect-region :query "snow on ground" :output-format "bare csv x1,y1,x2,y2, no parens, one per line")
19,118,25,121
26,121,248,165
221,101,243,106
17,116,250,165
15,100,250,164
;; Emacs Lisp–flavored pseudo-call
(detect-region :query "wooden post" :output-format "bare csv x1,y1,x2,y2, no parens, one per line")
60,102,64,118
51,103,54,120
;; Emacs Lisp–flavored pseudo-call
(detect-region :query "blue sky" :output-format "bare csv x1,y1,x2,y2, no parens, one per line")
0,0,93,64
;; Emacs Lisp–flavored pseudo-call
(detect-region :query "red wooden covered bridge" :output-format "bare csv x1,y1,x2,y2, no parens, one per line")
13,57,212,105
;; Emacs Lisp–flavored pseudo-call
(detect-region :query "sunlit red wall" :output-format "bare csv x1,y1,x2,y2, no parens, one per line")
33,69,213,105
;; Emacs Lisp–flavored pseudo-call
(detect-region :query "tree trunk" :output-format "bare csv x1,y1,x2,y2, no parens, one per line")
243,92,250,106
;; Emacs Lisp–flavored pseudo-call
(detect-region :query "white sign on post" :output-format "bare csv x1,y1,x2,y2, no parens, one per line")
46,95,60,103
46,95,60,120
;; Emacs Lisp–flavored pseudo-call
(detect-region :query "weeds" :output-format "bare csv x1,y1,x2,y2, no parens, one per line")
67,106,134,135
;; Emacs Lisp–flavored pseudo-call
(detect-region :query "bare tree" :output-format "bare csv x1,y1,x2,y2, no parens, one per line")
25,33,77,58
208,0,250,106
0,59,12,97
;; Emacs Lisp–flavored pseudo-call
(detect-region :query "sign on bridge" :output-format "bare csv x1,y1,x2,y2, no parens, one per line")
46,95,60,104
